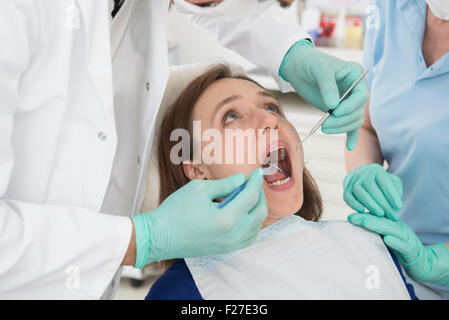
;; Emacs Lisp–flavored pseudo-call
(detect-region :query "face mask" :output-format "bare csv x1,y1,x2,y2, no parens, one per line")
175,0,276,18
426,0,449,20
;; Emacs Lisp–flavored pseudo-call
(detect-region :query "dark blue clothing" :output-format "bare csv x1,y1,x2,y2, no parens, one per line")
145,251,418,300
146,259,202,300
387,249,418,300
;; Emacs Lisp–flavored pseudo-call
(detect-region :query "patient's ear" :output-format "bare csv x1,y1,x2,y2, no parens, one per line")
183,161,209,181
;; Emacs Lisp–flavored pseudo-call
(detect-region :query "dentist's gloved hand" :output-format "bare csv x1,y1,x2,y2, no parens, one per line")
343,164,403,221
131,169,267,269
279,40,369,150
348,213,449,285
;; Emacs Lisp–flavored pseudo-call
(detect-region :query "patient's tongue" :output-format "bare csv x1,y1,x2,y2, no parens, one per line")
263,169,287,184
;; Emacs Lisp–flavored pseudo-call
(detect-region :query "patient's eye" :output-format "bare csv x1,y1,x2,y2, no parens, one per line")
266,104,281,114
223,110,239,126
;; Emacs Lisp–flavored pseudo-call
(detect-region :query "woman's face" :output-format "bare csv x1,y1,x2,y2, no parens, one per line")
183,78,304,227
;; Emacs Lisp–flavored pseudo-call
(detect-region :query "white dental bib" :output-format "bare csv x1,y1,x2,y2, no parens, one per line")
185,216,411,299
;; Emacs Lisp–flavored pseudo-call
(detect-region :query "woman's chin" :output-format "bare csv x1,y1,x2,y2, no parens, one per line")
267,197,303,220
264,179,302,212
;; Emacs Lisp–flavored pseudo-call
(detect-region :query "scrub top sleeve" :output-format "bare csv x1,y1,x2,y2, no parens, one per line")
361,29,375,88
362,0,386,87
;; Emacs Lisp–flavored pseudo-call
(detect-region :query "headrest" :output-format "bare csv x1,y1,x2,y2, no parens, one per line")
140,61,246,213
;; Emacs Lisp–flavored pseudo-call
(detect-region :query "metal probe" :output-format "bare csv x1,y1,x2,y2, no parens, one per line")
301,69,370,144
217,163,283,209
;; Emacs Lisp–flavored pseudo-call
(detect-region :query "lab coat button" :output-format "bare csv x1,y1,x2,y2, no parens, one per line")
97,132,107,141
146,82,150,91
137,155,141,165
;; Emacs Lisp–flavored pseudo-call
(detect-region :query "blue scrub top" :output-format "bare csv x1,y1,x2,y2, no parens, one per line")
362,0,449,298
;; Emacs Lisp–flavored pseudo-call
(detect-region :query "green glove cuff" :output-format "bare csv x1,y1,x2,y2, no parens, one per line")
131,214,150,269
278,39,314,82
428,243,449,285
402,242,449,286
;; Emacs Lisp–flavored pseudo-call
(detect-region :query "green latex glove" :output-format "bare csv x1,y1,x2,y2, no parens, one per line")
279,40,369,150
343,164,403,221
348,213,449,285
131,169,267,269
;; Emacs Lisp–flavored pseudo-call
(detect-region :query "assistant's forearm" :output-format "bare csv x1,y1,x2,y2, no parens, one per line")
345,127,384,172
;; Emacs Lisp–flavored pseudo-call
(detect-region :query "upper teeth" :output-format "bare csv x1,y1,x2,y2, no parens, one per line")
279,148,287,160
266,146,287,163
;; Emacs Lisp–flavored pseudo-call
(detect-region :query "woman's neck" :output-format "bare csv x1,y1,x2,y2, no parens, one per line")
262,214,283,229
422,7,449,67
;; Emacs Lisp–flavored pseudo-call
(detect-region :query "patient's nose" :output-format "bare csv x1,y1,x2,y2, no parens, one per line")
255,110,279,160
256,108,278,134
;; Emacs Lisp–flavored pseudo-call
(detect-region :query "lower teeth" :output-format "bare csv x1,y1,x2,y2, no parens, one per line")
269,176,291,186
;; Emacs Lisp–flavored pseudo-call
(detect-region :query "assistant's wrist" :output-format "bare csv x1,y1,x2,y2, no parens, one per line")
407,242,449,285
427,242,449,285
279,39,314,82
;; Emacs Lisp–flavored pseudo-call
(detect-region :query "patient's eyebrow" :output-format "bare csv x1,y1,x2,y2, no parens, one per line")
214,94,242,114
258,90,276,100
258,90,285,117
213,90,277,115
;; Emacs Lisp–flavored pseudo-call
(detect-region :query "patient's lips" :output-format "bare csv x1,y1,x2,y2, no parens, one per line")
262,140,294,190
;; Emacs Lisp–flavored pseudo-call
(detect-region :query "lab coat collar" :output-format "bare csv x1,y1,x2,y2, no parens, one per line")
77,0,116,132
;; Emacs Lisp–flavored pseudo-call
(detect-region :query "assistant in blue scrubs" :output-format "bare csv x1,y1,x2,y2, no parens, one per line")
359,0,449,298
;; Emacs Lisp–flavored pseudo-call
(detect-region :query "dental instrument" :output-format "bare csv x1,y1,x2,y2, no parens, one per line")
217,164,283,209
300,69,370,145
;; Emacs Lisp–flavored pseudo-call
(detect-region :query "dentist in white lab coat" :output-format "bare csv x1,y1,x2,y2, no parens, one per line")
0,0,369,299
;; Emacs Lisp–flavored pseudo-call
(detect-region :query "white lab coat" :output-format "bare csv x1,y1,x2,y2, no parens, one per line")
0,0,309,299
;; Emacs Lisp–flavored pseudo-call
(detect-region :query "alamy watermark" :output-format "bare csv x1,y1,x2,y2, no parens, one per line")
365,264,380,290
169,121,280,166
65,265,80,290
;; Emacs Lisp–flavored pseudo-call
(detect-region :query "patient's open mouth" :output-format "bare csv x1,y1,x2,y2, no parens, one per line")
262,144,293,188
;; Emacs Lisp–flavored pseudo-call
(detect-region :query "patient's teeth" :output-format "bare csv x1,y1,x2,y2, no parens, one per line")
279,148,286,161
269,176,291,186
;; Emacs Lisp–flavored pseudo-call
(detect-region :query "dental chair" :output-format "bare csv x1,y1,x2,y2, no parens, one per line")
121,61,246,287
